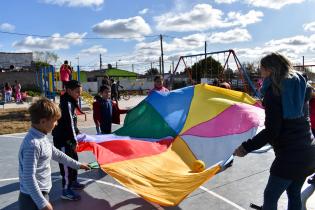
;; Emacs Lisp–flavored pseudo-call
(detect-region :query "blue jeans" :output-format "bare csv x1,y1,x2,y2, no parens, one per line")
263,175,305,210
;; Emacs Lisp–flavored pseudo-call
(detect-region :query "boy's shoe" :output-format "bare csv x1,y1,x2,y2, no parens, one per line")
71,181,85,190
61,188,81,201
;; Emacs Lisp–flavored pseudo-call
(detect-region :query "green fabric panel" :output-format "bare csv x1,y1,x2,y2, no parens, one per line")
114,101,177,138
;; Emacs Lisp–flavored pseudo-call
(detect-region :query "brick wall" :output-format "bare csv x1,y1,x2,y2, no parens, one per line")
0,71,38,87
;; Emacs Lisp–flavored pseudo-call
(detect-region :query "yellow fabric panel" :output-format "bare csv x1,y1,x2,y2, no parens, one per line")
100,137,221,206
180,84,257,134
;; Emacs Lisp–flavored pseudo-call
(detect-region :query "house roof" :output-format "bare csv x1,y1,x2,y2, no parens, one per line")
104,68,138,77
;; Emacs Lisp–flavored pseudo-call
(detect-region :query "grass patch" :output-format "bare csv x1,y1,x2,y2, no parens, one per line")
0,108,30,135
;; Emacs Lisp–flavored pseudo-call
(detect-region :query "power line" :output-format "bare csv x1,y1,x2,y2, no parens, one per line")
0,31,160,40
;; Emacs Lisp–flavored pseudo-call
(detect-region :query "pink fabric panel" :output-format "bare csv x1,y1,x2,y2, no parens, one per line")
182,103,265,138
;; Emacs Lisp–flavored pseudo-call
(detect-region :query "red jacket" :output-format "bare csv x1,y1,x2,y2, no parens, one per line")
93,100,128,125
60,64,72,82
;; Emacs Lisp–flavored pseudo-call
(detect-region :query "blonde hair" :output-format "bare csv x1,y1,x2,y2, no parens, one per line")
29,98,61,124
260,52,294,95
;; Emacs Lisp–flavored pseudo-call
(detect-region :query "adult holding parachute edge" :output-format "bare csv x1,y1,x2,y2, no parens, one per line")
234,53,315,210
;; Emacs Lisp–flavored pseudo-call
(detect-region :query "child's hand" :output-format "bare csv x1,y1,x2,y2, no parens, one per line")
80,163,91,171
41,202,53,210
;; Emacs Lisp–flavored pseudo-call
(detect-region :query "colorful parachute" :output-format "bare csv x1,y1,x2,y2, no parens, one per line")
77,84,265,206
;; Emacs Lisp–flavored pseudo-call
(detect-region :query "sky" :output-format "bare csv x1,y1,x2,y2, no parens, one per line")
1,0,315,73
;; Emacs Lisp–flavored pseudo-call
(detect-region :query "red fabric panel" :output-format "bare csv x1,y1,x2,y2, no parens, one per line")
77,139,173,165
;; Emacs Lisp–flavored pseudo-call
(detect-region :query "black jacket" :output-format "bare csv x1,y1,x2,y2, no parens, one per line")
52,93,80,147
242,86,315,180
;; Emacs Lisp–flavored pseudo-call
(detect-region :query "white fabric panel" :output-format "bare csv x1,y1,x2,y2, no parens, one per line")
181,127,260,168
77,133,173,143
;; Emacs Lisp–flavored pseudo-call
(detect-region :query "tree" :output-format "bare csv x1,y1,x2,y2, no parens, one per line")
145,68,159,76
33,51,59,64
242,62,258,74
190,56,223,82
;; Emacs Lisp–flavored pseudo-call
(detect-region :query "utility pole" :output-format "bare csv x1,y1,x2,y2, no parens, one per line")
100,54,102,71
160,34,165,76
204,41,207,79
132,64,134,72
159,57,162,74
115,59,121,69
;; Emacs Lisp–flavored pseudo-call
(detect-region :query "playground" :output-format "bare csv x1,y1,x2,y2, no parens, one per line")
0,50,315,210
0,86,315,209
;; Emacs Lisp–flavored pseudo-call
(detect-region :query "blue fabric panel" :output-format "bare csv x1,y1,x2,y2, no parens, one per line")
145,86,194,134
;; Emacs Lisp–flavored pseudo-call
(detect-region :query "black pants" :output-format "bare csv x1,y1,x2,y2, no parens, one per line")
18,191,49,210
55,143,78,189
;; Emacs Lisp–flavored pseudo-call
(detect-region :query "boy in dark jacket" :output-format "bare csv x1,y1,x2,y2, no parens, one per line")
52,80,84,201
93,85,128,134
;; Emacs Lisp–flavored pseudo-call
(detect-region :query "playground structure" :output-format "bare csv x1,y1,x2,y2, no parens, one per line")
37,65,88,108
172,49,260,98
37,65,82,100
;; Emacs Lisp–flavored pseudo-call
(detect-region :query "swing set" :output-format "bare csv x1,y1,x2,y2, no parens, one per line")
171,49,259,97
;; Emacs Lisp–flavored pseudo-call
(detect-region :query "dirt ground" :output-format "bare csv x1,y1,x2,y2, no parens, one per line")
0,96,143,135
0,108,97,135
0,109,125,135
0,108,31,135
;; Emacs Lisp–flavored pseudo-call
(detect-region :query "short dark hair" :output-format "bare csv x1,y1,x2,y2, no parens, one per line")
94,95,102,101
154,75,163,82
65,80,81,90
64,60,68,64
29,98,61,124
99,85,111,93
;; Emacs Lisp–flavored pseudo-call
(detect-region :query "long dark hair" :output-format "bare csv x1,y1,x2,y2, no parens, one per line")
260,53,294,95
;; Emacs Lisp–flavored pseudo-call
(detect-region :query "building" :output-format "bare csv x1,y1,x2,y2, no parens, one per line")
0,52,33,71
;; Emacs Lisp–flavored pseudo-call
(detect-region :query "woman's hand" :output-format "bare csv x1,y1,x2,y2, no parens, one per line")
233,145,248,157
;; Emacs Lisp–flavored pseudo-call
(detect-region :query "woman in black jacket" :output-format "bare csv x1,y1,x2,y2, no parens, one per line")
234,53,315,210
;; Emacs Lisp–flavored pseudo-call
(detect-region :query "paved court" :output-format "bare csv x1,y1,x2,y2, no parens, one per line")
0,126,314,210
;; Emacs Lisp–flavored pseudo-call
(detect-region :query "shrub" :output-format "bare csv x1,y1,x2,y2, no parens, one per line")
27,91,41,97
21,84,42,93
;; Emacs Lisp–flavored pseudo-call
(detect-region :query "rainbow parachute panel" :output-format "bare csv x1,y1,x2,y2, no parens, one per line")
77,84,265,206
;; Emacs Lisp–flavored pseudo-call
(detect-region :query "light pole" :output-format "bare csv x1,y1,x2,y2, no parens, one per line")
116,59,121,69
75,56,79,67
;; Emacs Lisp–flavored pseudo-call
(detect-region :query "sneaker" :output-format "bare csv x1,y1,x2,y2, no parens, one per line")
308,174,315,185
60,188,81,201
71,181,85,190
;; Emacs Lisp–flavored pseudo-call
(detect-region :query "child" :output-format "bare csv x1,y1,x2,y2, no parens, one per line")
15,80,22,103
4,82,12,102
52,80,85,201
149,75,169,94
93,85,128,134
93,95,102,134
60,60,72,90
18,98,90,210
